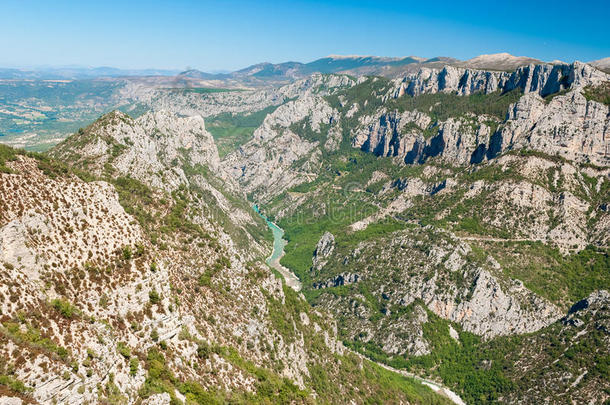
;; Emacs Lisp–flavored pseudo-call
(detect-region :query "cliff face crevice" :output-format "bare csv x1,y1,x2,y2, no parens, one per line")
224,63,609,205
353,86,609,167
392,61,608,97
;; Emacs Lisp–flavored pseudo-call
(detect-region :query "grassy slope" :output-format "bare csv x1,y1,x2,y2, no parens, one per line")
206,105,279,158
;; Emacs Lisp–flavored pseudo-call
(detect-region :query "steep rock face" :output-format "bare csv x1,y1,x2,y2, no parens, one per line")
50,110,268,260
499,91,609,165
51,110,220,192
365,63,609,166
222,95,335,201
312,231,335,272
223,65,609,207
352,110,491,165
353,88,610,166
391,61,609,97
312,226,561,340
220,74,358,202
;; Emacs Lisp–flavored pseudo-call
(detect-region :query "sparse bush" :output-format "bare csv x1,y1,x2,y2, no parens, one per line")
149,262,158,272
149,289,161,305
0,374,31,394
135,243,146,257
51,298,79,319
129,357,139,376
197,342,210,359
122,245,133,260
117,341,131,359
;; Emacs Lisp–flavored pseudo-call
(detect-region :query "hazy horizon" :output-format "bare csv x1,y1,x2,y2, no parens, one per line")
1,0,609,72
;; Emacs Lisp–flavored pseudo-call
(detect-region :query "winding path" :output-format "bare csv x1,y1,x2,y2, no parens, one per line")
363,354,466,405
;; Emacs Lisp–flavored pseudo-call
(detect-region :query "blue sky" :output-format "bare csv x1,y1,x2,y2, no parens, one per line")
1,0,608,71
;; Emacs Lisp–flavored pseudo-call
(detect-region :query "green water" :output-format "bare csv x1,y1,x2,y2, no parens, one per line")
253,204,287,263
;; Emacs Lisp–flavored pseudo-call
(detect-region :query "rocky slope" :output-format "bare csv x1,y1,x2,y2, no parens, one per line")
311,225,561,340
391,61,608,97
49,110,269,262
222,74,356,200
268,151,609,404
264,147,608,360
0,119,451,404
457,53,542,71
590,57,610,73
500,289,610,403
356,62,610,167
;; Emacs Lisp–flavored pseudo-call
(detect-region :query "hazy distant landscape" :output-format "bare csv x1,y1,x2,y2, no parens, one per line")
2,53,609,151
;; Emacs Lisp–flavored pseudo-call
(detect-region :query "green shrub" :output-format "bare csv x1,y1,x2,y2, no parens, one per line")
197,343,210,359
582,82,610,105
0,374,31,394
1,321,70,360
129,357,139,376
117,341,131,359
149,290,161,305
51,298,79,319
122,246,133,260
135,244,146,257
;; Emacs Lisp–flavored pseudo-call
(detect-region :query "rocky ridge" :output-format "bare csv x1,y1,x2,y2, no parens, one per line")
390,61,608,97
311,226,561,340
355,62,610,166
0,111,452,404
222,75,356,201
224,63,609,206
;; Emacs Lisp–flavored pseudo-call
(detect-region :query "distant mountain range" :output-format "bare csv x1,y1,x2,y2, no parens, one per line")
0,66,182,80
1,53,608,83
590,57,610,73
178,55,461,82
175,53,610,87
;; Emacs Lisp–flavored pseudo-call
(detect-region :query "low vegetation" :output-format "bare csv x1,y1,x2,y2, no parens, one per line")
481,242,610,309
1,321,70,361
582,81,610,105
51,298,80,319
206,105,278,157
